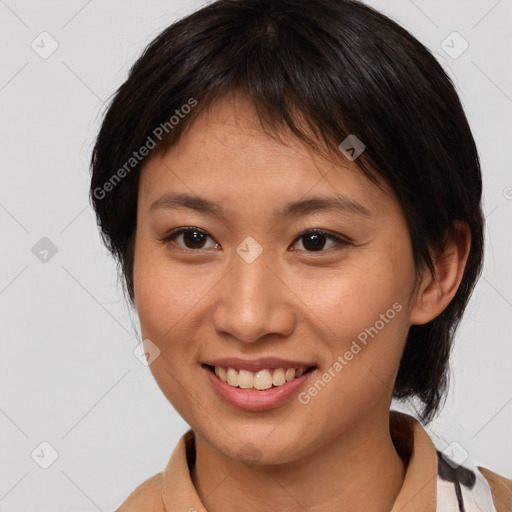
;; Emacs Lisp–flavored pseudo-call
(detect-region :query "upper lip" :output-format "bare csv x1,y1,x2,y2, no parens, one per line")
202,357,317,372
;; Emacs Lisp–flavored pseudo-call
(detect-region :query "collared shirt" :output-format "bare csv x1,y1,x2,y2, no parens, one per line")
117,411,512,511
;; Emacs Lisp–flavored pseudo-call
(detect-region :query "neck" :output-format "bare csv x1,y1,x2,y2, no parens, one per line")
191,410,407,512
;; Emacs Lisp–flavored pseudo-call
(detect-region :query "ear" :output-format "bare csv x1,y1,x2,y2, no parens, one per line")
409,221,471,326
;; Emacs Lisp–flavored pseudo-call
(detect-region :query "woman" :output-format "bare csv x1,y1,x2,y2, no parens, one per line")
89,0,512,510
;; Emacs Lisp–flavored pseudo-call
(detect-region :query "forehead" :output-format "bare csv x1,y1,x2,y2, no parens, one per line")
138,93,395,220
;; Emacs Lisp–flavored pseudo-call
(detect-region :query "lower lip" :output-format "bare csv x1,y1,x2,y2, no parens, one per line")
203,365,317,412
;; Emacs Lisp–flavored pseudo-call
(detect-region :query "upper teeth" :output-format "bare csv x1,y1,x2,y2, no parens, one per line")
214,366,309,390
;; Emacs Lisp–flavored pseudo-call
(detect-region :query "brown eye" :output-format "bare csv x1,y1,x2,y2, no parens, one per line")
291,229,349,253
301,232,328,251
160,227,349,253
161,227,219,250
180,229,208,249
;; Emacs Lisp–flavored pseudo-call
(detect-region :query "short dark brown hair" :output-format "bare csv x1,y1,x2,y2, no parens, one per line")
89,0,484,423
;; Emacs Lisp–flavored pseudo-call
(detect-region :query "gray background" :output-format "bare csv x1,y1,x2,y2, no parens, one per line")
1,0,511,510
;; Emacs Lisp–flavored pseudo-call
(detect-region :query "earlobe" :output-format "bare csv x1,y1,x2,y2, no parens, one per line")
409,221,471,326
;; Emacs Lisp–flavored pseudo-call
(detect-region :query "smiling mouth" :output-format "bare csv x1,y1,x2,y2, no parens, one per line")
203,364,317,391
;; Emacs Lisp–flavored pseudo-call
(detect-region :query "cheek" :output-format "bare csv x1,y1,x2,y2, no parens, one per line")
133,247,168,339
133,238,187,365
133,238,215,375
322,279,407,383
134,237,191,337
301,255,411,342
303,248,413,399
133,245,204,419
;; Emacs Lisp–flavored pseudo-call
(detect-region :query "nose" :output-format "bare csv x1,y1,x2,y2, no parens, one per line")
211,248,296,344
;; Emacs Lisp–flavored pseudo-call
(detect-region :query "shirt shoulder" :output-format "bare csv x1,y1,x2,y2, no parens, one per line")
116,471,164,512
478,466,512,512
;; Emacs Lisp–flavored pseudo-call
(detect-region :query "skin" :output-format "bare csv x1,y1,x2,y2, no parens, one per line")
133,91,471,511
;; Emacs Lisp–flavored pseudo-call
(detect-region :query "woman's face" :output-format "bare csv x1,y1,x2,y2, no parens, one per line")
133,92,420,464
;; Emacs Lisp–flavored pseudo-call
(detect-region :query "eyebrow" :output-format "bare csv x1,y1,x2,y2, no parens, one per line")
149,192,372,219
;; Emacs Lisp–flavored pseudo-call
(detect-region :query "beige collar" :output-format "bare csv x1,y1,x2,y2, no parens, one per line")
160,411,438,511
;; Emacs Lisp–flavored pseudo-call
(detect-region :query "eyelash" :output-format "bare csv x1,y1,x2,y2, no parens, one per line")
159,227,351,254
